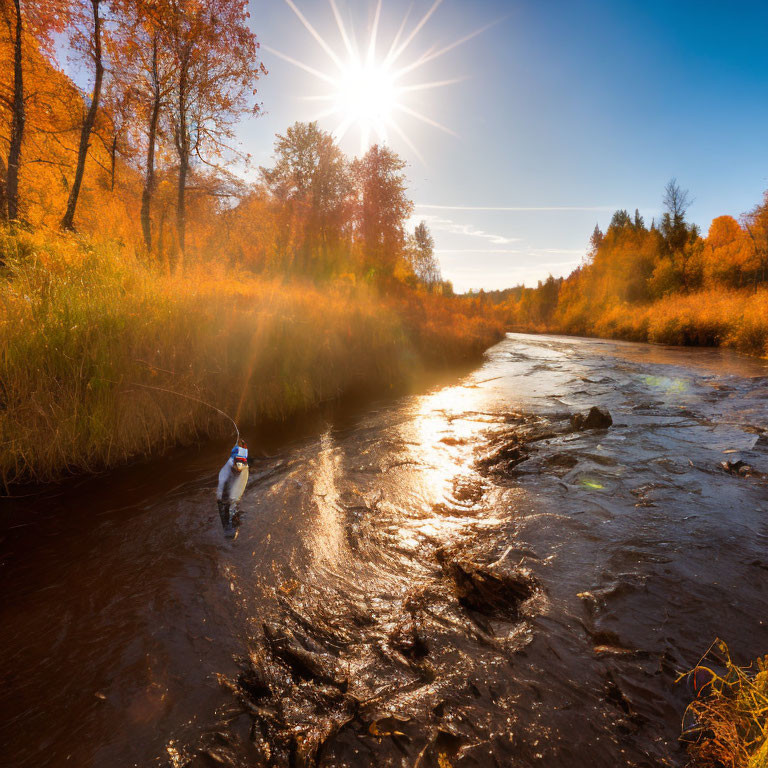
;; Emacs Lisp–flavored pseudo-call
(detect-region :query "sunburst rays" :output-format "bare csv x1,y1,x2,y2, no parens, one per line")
264,0,487,158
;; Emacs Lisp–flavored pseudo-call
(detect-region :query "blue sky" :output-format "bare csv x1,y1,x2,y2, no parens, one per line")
241,0,768,291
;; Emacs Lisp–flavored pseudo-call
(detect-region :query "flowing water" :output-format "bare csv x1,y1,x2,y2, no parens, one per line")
2,333,768,768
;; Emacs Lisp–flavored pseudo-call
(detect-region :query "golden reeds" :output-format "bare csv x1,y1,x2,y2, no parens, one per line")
680,640,768,768
0,228,502,487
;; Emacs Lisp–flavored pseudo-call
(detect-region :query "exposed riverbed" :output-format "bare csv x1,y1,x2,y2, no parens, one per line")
2,333,767,767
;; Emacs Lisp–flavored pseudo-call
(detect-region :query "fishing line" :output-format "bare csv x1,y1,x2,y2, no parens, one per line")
129,382,240,444
101,378,241,444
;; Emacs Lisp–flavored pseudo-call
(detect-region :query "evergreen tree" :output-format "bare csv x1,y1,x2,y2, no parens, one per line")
609,209,632,230
588,223,603,258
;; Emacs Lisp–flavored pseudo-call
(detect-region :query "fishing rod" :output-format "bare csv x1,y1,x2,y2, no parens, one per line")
115,379,241,444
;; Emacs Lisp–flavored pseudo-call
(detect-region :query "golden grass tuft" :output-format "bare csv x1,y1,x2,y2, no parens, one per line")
0,228,503,486
680,640,768,768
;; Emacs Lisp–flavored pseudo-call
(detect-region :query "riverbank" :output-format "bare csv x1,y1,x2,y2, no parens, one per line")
510,289,768,357
0,229,503,487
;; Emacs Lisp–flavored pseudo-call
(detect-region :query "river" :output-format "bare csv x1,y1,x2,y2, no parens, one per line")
2,333,767,767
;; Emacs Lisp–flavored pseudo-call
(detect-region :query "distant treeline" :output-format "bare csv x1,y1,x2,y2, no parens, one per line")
497,180,768,355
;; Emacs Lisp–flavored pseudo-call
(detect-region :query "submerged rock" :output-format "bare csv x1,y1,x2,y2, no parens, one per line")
436,547,536,618
719,459,759,477
262,622,346,689
475,438,528,473
571,406,613,431
720,460,754,477
544,453,579,471
388,616,429,659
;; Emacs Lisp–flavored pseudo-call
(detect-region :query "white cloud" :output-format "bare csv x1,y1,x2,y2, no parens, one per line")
412,213,520,246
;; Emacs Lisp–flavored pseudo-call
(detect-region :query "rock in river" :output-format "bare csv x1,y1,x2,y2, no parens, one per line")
436,546,537,619
571,406,613,431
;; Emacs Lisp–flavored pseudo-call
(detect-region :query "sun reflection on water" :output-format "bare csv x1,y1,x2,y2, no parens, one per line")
309,428,347,567
391,381,507,549
409,383,488,491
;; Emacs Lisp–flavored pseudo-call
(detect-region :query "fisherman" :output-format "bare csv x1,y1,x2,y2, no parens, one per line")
217,438,250,531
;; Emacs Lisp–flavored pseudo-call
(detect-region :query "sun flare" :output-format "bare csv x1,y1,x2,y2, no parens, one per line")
265,0,489,158
333,59,397,147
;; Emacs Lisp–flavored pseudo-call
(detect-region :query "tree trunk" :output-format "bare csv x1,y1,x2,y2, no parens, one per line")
60,0,103,231
176,152,188,268
173,57,189,269
110,134,117,191
140,36,160,252
0,155,8,225
6,0,24,222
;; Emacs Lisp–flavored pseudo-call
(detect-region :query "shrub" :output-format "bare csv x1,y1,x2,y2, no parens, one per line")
680,640,768,768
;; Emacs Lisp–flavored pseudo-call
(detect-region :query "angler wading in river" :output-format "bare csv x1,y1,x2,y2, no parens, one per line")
217,439,249,532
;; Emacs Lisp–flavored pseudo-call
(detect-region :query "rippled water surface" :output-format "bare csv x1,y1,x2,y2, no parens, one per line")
2,333,768,767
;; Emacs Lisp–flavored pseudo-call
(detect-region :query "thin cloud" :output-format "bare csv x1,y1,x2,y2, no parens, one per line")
415,204,615,212
436,249,521,254
414,213,520,245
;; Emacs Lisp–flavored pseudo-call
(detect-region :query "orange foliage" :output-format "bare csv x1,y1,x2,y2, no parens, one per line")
500,192,768,357
701,216,758,288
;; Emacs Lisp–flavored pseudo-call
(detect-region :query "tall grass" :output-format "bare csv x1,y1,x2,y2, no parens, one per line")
0,229,503,486
680,640,768,768
548,290,768,356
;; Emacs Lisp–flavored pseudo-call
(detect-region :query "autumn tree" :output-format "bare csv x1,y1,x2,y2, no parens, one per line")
261,121,350,274
60,0,104,230
105,0,176,251
608,209,632,231
351,143,412,279
699,216,754,289
165,0,264,267
536,274,561,321
98,70,137,191
742,193,768,289
0,0,67,221
407,220,441,287
587,223,603,259
656,178,701,291
660,178,692,253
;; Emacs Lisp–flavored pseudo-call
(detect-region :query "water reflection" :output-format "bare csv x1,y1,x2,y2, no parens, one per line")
309,428,346,567
390,379,508,553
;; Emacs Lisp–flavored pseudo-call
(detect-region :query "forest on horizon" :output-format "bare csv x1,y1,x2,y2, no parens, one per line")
486,179,768,356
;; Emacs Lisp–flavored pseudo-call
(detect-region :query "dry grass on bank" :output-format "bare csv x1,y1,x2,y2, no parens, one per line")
542,289,768,356
591,291,768,354
0,229,502,486
681,641,768,768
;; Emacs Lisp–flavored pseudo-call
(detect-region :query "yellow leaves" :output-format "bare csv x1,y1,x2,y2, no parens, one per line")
367,714,411,738
278,579,300,595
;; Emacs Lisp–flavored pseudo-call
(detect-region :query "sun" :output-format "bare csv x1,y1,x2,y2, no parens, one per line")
265,0,489,159
334,59,397,147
